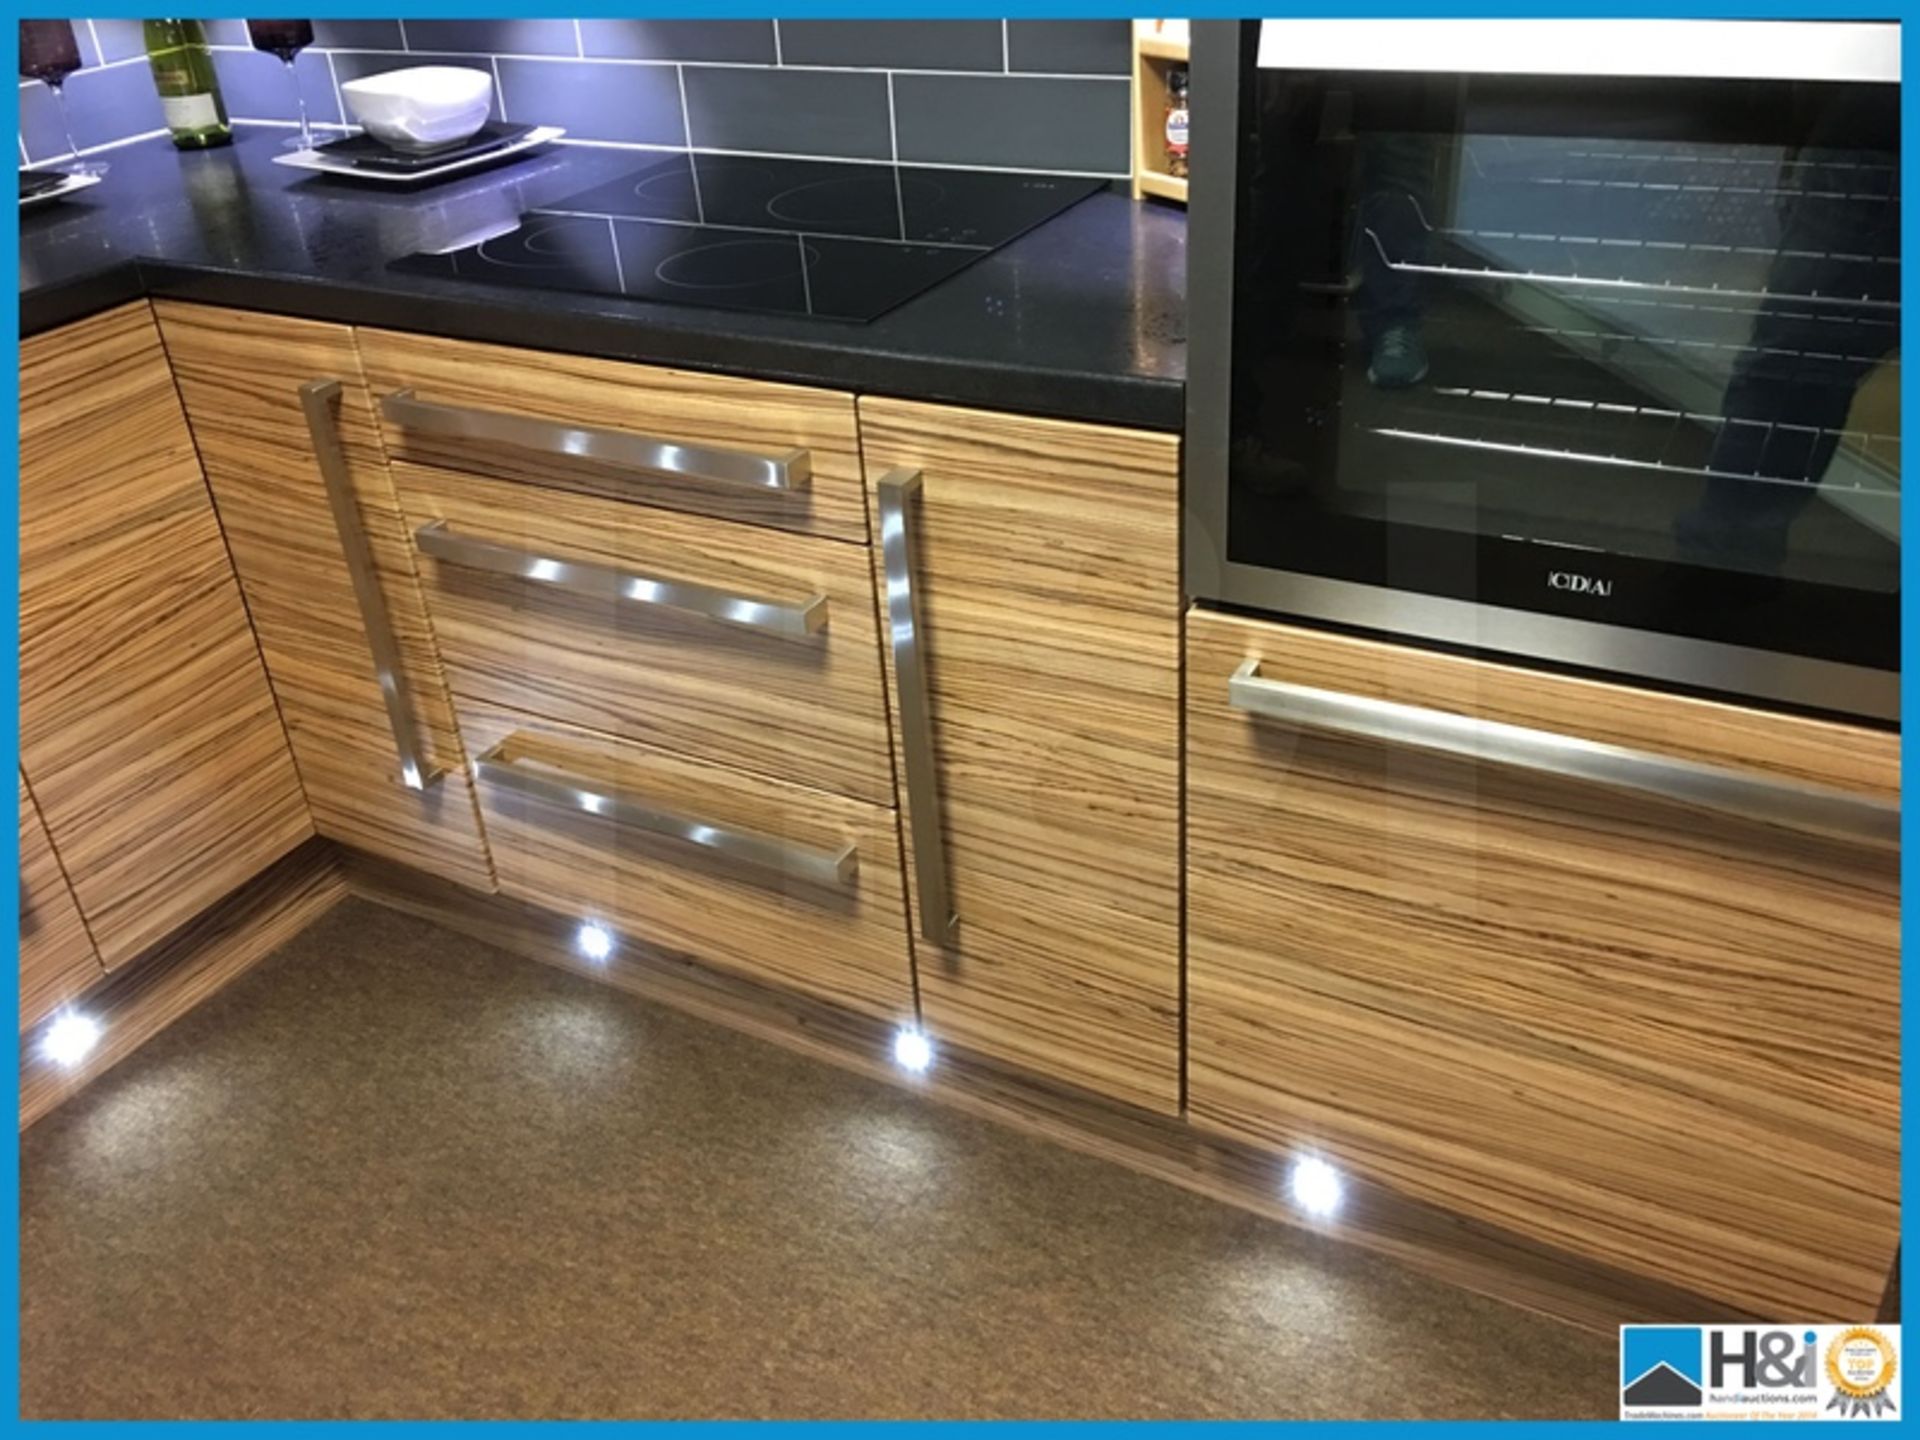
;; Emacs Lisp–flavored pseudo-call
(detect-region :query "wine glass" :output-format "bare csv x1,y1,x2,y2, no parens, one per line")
18,20,106,176
246,20,317,152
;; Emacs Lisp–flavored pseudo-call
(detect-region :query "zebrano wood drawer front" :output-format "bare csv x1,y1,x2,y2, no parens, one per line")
1185,607,1899,1321
391,462,893,808
358,329,869,544
459,702,915,1023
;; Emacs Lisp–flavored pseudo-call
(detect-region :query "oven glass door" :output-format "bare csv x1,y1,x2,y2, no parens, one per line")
1225,24,1900,680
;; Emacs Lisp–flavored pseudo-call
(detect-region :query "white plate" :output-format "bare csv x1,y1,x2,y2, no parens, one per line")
21,169,103,208
271,125,565,184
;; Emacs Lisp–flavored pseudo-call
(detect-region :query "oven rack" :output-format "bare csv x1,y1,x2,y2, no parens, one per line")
1468,142,1898,184
1463,144,1897,205
1362,227,1899,312
1419,304,1900,369
1384,383,1900,492
1502,174,1895,207
1428,384,1897,450
1515,319,1898,370
1563,148,1898,177
1552,292,1899,341
1371,422,1899,498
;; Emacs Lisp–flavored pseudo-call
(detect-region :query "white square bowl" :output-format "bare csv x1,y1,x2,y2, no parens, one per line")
341,65,494,153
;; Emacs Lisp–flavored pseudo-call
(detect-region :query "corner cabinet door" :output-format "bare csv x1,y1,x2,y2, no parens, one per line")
20,303,312,968
155,304,494,892
1186,609,1899,1320
858,398,1183,1114
18,771,104,1029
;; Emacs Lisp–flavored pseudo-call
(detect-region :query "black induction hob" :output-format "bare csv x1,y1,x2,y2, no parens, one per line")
389,152,1107,322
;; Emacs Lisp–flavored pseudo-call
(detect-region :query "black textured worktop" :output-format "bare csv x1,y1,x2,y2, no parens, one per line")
19,132,1187,430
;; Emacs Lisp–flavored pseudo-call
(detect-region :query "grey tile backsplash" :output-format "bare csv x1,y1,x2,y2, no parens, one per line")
894,73,1130,173
777,20,1008,73
574,20,778,65
22,17,1131,175
683,64,892,162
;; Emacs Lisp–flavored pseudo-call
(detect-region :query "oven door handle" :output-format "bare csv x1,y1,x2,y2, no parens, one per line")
1228,659,1897,847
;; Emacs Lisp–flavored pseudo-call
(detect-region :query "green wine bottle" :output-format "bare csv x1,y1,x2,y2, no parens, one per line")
143,20,232,149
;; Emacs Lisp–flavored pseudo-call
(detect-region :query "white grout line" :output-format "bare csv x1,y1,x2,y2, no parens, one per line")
674,64,703,222
197,44,1129,81
795,234,814,314
772,21,784,66
490,56,506,122
1002,20,1011,73
396,20,410,53
549,137,1126,180
766,62,1126,80
18,133,29,164
325,50,343,127
573,19,585,59
673,62,694,151
84,18,105,69
532,206,990,253
548,136,683,154
886,74,906,239
187,120,1126,181
21,125,172,168
884,74,900,163
606,216,628,292
232,116,351,133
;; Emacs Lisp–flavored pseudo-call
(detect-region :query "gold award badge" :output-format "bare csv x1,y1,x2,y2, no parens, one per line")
1825,1326,1898,1418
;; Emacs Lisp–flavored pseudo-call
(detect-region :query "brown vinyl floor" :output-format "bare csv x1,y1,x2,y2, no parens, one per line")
21,899,1617,1419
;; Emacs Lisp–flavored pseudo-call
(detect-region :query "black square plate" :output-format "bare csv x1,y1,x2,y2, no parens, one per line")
311,121,535,173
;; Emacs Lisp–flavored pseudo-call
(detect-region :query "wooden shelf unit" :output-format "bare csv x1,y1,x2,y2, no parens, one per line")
1130,19,1190,206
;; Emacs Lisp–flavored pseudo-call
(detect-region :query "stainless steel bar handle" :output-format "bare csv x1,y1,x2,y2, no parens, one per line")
415,520,828,638
473,741,858,888
299,378,443,792
1228,658,1898,848
876,469,958,943
381,388,811,493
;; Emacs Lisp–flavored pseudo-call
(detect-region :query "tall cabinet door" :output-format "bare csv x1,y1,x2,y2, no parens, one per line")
1186,608,1899,1320
18,772,104,1029
156,303,494,892
858,398,1183,1114
20,303,311,967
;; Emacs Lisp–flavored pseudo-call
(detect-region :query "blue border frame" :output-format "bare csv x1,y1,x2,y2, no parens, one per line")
0,2,1910,1426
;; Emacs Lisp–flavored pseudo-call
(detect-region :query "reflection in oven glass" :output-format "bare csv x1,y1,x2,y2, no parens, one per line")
1235,119,1899,596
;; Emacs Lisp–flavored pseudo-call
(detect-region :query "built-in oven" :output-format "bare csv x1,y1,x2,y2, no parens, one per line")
1186,19,1901,722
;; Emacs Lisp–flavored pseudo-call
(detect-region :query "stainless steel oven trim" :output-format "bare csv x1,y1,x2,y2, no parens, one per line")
1183,20,1899,726
1183,19,1242,610
1195,566,1899,724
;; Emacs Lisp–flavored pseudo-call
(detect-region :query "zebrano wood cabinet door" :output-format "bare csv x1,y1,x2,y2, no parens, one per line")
1186,608,1899,1320
19,303,311,967
155,303,494,891
857,397,1183,1114
17,771,104,1029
